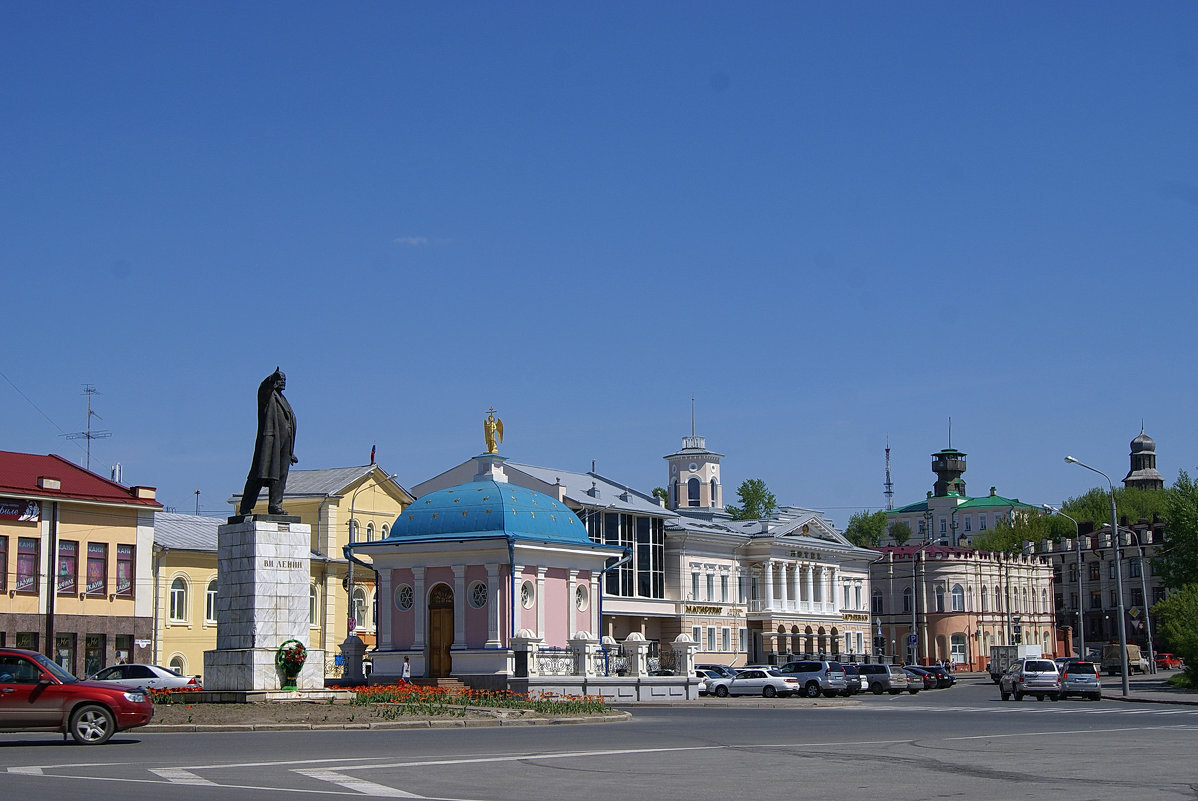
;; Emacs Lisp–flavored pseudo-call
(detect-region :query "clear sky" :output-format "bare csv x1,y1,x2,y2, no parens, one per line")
3,2,1195,522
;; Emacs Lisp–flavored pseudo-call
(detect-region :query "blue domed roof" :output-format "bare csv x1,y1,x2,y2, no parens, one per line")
382,480,594,546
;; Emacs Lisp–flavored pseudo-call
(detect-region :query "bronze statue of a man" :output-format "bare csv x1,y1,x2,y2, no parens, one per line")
238,368,298,516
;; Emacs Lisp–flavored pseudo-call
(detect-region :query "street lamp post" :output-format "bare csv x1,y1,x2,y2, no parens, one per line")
1120,526,1156,675
1065,456,1129,696
1043,504,1085,660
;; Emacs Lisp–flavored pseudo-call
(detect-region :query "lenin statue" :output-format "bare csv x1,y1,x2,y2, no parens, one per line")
237,368,298,516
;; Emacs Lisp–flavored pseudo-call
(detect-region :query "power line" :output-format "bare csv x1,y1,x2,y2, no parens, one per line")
0,369,88,457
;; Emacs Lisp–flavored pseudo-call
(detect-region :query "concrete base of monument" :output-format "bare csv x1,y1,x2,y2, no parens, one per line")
203,647,327,692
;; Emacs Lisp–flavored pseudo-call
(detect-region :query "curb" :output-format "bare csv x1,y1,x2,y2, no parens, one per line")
142,711,631,733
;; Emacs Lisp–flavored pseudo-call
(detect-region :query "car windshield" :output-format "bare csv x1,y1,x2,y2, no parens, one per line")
1066,662,1097,674
766,669,784,676
1024,660,1056,672
30,652,78,684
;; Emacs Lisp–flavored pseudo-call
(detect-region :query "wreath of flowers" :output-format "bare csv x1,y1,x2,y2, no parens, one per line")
276,639,308,673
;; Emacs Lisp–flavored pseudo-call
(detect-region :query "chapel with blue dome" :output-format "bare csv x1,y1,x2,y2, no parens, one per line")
356,437,623,684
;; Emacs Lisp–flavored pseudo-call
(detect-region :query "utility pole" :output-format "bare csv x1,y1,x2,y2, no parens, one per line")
62,385,111,470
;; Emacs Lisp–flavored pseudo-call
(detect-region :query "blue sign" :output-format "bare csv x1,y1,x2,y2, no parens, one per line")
1013,625,1022,633
908,634,918,644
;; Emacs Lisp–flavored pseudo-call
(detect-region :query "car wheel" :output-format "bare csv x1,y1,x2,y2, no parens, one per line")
1000,690,1010,701
1059,692,1068,700
908,688,920,694
69,704,115,745
763,685,778,698
1090,693,1102,701
1050,694,1060,702
889,690,900,695
839,690,851,697
1014,692,1024,701
871,682,884,695
804,681,821,699
715,685,729,698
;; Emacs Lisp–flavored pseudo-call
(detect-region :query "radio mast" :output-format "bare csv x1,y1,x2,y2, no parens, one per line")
62,385,111,471
884,435,894,511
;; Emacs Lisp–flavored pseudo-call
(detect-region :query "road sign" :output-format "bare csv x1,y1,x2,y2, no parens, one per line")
1013,625,1022,633
908,634,918,644
1129,607,1141,619
348,617,357,632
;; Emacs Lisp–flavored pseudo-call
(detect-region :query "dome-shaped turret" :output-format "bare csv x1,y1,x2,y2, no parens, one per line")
1131,428,1156,454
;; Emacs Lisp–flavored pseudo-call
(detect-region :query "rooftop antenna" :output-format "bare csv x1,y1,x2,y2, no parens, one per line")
62,385,111,471
948,416,952,448
884,435,894,511
691,394,696,437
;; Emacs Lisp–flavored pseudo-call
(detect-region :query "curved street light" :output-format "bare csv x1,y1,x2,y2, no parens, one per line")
1043,504,1085,661
1065,456,1129,696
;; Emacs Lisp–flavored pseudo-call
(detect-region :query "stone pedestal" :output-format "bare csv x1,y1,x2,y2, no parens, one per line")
340,635,366,684
204,516,324,690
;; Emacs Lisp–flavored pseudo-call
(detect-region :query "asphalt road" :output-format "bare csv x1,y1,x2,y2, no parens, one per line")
2,678,1196,800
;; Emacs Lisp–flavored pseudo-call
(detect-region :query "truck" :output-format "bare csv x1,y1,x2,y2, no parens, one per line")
1101,643,1150,675
989,644,1043,683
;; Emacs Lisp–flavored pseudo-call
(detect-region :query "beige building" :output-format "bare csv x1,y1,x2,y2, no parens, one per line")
870,544,1059,669
155,464,413,679
0,450,159,676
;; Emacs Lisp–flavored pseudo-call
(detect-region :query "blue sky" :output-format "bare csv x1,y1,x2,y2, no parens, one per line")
3,3,1195,522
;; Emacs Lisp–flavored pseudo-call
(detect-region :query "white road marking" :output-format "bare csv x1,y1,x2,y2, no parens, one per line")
150,767,219,785
294,769,424,797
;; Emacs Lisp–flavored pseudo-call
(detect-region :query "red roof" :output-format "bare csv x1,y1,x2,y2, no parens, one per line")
0,451,161,508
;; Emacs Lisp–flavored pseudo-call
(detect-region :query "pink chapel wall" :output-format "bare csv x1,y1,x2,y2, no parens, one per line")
464,564,489,647
541,568,570,646
389,567,415,650
518,566,537,632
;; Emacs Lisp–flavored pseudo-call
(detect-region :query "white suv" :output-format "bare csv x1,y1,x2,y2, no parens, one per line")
999,658,1060,702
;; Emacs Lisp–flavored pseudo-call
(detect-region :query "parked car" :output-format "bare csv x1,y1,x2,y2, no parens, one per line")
902,667,934,692
697,664,739,679
856,663,910,695
694,669,717,694
89,663,203,690
706,668,801,698
1058,661,1102,701
0,647,154,744
999,658,1060,702
919,664,955,688
1155,653,1184,670
841,663,863,696
777,660,849,698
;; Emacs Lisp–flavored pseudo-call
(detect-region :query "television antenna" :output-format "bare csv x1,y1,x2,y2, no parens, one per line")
62,385,111,470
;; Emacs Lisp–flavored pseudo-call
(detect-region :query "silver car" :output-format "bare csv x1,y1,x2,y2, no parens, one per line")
778,660,849,698
1058,661,1101,701
999,658,1060,702
856,663,910,695
707,668,802,698
89,663,202,690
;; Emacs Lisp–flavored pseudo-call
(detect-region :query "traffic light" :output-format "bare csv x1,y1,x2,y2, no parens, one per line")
1013,632,1022,644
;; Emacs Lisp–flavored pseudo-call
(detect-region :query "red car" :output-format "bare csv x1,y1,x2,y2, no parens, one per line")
0,647,154,744
1155,653,1183,670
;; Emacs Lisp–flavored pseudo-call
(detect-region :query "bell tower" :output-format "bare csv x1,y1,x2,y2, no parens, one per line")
663,401,723,511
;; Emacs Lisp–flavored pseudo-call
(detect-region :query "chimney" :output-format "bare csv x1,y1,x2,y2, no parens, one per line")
37,476,61,490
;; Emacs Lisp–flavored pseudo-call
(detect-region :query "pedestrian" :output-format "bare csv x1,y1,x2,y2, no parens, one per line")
402,656,411,684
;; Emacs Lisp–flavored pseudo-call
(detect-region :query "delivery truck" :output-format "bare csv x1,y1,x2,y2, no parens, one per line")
989,644,1043,683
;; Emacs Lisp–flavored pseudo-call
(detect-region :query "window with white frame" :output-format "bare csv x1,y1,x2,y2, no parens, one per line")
706,574,714,601
721,627,731,652
739,628,748,653
707,626,716,651
691,573,699,601
872,590,883,615
951,584,965,612
844,632,852,653
692,626,702,647
169,578,187,622
721,574,729,602
738,572,747,604
936,585,945,612
902,587,913,613
309,585,318,625
855,585,862,610
366,523,374,542
205,580,218,624
843,585,851,609
856,632,863,653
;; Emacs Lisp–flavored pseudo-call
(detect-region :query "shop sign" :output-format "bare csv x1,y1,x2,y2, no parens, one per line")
0,499,40,522
842,612,869,622
684,605,724,615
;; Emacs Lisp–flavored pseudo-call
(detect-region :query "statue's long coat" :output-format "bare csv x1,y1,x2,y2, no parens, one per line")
246,377,296,482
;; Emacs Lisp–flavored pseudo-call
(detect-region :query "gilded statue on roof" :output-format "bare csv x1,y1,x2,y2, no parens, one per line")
484,409,504,454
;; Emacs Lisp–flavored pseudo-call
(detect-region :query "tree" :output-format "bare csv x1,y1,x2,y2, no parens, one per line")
1157,470,1198,591
972,512,1075,554
890,521,912,546
652,487,668,506
845,510,888,548
1058,485,1169,530
1151,583,1198,685
726,478,777,520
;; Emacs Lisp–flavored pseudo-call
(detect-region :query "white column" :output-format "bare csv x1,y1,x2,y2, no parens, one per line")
832,568,842,613
791,563,802,610
589,572,601,636
820,566,829,609
378,569,393,649
568,570,580,635
804,563,814,608
486,563,501,647
453,565,466,647
779,562,790,610
536,566,547,638
413,567,426,648
763,561,775,610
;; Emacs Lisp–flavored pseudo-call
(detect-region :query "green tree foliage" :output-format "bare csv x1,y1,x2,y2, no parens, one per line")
652,487,668,506
890,521,912,546
1157,471,1198,591
1058,485,1169,529
726,478,777,520
972,512,1076,554
1151,582,1198,684
845,510,888,548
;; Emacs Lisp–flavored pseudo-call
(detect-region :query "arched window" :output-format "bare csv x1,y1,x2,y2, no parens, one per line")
671,480,679,508
1041,588,1048,614
349,519,360,543
709,478,719,507
935,585,946,612
205,579,218,624
994,585,1002,612
366,523,374,542
951,584,965,612
687,478,700,507
381,524,389,539
169,655,185,674
353,586,368,631
309,585,318,625
981,585,988,612
902,586,913,614
169,578,188,622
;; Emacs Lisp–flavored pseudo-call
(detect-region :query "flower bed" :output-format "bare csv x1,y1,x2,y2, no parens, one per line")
350,683,609,717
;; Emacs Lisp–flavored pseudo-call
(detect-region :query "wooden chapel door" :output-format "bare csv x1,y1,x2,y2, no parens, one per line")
428,584,454,677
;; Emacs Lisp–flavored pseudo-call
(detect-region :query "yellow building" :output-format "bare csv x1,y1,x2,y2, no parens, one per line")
155,465,412,679
0,450,159,676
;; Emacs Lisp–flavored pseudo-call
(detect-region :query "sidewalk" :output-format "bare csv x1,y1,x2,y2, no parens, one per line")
1099,670,1198,706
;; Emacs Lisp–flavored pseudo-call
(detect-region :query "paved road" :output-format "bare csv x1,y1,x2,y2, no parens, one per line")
2,678,1195,800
